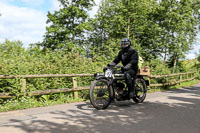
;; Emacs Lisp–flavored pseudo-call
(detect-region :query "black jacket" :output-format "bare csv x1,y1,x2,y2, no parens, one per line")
113,47,138,71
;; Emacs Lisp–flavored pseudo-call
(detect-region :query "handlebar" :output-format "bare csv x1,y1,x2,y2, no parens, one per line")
107,64,121,69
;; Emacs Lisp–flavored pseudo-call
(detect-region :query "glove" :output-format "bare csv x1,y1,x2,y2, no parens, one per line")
103,66,108,72
108,62,116,67
103,62,116,72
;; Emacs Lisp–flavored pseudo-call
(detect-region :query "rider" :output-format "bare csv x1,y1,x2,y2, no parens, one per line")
105,38,138,99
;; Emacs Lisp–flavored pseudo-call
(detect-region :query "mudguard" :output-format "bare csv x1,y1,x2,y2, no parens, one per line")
136,75,149,86
145,80,150,86
94,73,108,80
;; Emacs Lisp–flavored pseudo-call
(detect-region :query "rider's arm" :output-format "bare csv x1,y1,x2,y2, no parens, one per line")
108,62,117,66
112,51,122,65
124,63,132,70
130,50,138,66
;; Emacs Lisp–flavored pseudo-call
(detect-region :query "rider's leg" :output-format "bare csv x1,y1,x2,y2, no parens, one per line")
124,69,136,98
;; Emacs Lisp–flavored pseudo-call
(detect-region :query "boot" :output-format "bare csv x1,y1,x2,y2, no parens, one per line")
128,87,135,99
127,85,135,99
129,91,134,98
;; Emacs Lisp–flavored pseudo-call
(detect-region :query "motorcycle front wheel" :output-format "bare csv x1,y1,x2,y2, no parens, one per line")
89,79,112,110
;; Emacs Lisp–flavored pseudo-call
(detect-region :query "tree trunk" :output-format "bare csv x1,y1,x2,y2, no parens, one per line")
172,53,178,73
164,47,167,63
127,17,130,38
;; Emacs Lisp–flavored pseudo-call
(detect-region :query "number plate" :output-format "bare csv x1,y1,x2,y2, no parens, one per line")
105,69,113,78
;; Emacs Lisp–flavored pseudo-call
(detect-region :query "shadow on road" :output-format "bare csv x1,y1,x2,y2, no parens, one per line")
4,84,200,133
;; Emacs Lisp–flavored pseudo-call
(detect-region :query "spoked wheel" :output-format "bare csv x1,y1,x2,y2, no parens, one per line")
89,79,112,110
133,78,147,103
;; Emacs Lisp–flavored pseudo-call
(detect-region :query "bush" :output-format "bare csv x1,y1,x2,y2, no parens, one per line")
0,40,106,96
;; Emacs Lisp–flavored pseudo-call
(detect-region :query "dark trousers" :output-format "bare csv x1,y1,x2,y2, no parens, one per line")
124,69,137,94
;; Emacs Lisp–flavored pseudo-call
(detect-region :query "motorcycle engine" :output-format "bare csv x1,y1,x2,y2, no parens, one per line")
115,82,125,100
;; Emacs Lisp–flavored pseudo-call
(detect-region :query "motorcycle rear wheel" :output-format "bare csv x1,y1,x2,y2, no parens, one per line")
133,78,147,103
89,79,112,110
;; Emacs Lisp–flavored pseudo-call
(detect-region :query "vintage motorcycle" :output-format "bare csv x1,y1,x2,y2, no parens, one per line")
89,65,149,110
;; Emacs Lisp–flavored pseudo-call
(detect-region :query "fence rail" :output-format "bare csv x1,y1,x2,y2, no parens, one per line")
149,72,196,87
0,71,197,99
0,74,93,79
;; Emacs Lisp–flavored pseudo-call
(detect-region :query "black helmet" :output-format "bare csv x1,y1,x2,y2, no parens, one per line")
120,38,131,49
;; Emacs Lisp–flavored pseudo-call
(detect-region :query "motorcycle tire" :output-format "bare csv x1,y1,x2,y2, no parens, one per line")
133,78,147,103
89,79,113,110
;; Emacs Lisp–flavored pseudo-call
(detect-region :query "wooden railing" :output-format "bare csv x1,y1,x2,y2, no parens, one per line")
149,72,196,87
0,71,197,99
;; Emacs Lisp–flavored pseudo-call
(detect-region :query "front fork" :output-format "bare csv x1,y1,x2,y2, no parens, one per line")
109,87,115,101
107,79,115,100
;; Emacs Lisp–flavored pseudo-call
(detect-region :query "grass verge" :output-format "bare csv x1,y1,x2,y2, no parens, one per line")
148,79,199,93
0,92,88,112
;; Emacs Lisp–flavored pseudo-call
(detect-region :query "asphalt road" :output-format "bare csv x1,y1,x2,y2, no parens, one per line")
0,83,200,133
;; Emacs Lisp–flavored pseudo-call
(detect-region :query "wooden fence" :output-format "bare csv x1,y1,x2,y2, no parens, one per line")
0,71,197,99
149,72,196,87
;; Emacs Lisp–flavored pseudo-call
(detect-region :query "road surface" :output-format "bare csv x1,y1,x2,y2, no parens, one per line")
0,83,200,133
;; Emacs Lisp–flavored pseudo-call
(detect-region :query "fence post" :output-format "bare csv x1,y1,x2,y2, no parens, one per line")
21,78,27,96
72,77,78,99
148,76,151,88
166,75,169,85
179,74,182,85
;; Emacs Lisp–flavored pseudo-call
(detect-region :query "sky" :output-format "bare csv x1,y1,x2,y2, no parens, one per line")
0,0,199,59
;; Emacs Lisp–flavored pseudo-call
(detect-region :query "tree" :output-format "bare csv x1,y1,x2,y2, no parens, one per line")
197,55,200,62
89,0,164,61
40,0,94,51
155,0,199,72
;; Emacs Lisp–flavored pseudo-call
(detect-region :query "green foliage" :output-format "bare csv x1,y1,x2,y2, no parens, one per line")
149,79,199,93
182,58,200,72
198,56,200,62
0,40,105,96
148,59,171,75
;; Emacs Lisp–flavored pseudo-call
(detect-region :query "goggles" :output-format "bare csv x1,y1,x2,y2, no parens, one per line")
120,41,129,47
